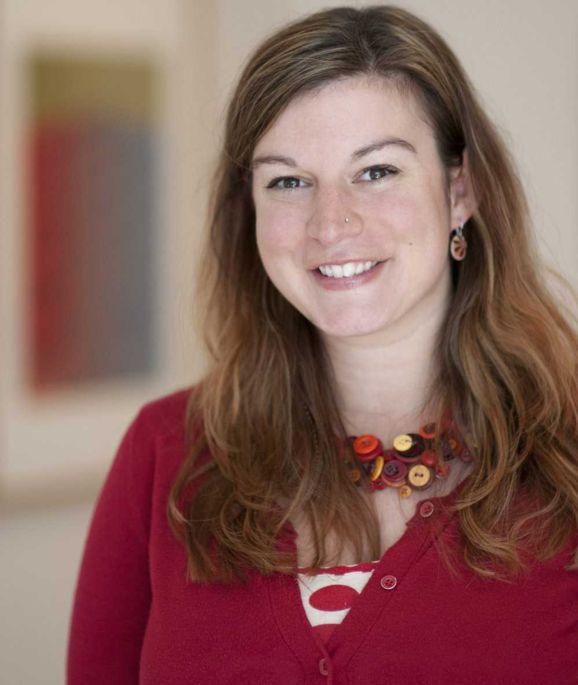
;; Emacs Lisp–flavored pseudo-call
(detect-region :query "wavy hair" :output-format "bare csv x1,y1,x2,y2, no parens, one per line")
168,5,578,583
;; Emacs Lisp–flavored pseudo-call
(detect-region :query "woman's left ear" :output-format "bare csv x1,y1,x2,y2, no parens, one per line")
449,147,476,226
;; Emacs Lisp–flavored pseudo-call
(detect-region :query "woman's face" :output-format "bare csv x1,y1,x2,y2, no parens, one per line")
251,75,470,340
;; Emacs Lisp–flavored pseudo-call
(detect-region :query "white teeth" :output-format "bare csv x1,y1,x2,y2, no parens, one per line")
318,261,378,278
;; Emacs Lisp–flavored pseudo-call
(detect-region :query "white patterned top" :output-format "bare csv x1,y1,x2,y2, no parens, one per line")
296,559,381,644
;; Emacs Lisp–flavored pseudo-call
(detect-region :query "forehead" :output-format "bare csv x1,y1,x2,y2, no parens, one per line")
252,75,435,159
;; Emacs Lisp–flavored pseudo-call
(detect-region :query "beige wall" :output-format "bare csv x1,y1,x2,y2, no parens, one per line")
1,1,576,683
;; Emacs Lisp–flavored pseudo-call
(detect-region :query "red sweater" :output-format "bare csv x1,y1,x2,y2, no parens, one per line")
68,388,578,684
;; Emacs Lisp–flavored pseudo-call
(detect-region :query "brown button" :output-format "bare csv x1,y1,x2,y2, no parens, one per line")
441,436,457,460
419,500,435,517
380,574,398,590
383,459,407,482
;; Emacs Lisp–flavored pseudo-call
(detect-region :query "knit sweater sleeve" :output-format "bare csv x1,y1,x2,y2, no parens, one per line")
67,406,157,685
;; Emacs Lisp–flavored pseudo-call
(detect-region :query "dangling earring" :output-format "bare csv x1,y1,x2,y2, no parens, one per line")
449,224,467,261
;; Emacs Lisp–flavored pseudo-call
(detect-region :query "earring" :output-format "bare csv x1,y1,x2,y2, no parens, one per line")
450,224,467,261
344,217,350,223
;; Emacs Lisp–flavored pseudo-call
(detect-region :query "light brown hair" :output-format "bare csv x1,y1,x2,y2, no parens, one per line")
168,5,578,583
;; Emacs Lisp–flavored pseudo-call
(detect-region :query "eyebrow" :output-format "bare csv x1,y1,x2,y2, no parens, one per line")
250,137,417,170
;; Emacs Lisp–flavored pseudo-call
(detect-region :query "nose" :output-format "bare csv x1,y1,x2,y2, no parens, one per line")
306,186,362,245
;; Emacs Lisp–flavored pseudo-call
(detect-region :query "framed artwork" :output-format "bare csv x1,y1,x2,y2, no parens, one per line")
0,51,176,508
28,56,158,391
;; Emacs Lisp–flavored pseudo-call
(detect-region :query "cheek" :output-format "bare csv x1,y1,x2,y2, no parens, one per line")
372,184,449,244
256,205,303,263
365,192,418,240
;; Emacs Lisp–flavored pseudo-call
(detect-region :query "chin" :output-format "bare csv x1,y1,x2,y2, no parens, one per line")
314,314,389,339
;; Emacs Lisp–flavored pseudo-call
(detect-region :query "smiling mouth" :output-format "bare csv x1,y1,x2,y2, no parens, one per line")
316,260,383,279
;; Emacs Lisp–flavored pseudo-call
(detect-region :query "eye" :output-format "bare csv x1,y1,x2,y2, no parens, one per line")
266,176,307,191
357,165,399,183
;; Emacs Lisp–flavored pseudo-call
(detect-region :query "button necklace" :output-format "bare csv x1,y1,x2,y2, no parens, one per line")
343,421,473,498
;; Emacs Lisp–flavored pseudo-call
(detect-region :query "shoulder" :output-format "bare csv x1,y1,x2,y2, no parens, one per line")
109,385,198,496
97,386,199,538
133,385,195,440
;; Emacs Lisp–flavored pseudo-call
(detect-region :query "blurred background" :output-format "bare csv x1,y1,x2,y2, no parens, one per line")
0,0,576,682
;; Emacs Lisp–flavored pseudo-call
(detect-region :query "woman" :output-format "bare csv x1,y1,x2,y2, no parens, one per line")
68,6,578,684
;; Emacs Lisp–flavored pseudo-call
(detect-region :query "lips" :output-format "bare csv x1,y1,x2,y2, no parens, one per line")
312,257,385,269
318,260,379,278
312,259,387,290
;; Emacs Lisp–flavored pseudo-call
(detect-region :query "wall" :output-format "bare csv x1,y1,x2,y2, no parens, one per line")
0,1,218,683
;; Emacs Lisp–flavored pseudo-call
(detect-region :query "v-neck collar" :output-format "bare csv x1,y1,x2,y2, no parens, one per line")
267,476,471,670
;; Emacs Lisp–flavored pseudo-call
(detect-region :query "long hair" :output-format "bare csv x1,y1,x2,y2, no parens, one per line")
168,5,578,584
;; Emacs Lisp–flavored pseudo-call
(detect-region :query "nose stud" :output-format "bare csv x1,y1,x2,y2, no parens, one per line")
344,217,350,223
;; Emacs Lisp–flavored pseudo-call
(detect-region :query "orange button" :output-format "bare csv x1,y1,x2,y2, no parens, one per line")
353,434,383,461
419,422,437,439
399,484,412,498
354,434,379,454
349,468,362,483
448,437,459,451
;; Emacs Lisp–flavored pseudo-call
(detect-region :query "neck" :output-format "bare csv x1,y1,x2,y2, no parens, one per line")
323,299,449,445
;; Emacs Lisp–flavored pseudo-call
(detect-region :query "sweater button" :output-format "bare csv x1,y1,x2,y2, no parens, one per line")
319,657,329,675
419,500,435,518
380,574,398,590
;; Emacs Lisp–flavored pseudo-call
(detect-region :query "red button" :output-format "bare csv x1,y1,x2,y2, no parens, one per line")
421,450,437,466
419,500,435,517
435,462,451,479
319,657,329,675
369,476,387,491
380,574,398,590
382,448,397,462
